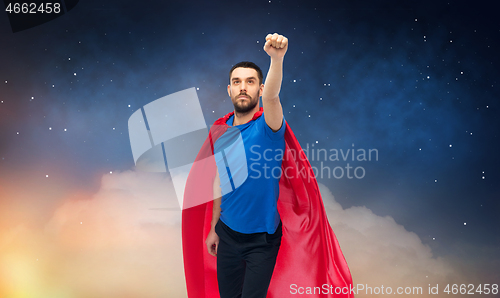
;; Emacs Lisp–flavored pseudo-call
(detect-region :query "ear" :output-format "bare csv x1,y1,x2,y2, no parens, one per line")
259,83,264,97
227,84,231,97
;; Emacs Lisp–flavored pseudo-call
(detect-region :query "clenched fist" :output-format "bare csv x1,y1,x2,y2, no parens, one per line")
264,33,288,59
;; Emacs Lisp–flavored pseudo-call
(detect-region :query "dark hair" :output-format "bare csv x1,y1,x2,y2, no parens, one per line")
229,61,263,85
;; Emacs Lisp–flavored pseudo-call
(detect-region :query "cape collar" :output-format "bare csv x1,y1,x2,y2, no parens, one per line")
220,107,263,125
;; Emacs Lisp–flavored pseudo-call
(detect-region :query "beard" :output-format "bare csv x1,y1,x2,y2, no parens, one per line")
232,92,259,114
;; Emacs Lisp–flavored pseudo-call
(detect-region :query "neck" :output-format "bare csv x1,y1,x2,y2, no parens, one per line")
233,105,260,126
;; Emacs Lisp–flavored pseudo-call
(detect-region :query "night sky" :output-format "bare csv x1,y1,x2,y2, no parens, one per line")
0,0,499,297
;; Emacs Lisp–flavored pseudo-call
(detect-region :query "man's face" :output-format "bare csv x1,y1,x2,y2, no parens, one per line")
227,67,263,114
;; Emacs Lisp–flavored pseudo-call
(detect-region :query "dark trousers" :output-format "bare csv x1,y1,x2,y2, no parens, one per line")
215,219,282,298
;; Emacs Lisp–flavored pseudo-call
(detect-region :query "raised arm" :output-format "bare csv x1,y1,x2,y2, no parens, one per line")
262,33,288,132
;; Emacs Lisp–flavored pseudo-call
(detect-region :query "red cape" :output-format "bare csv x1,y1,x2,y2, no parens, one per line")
182,107,354,297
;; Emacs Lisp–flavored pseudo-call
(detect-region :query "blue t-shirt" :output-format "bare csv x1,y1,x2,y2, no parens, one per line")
213,113,286,234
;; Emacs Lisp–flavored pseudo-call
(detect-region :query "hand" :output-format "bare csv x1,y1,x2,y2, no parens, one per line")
264,33,288,59
205,229,219,257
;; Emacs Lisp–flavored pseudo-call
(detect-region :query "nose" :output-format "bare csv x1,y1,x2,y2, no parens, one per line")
239,82,247,92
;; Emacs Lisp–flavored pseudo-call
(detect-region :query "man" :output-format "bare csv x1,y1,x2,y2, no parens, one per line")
182,33,354,298
205,33,288,298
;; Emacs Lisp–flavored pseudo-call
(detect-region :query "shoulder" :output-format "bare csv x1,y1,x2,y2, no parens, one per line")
257,113,286,140
214,111,234,125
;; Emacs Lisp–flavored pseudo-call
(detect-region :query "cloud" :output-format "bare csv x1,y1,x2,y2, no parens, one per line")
1,170,186,298
318,183,482,296
0,171,488,298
